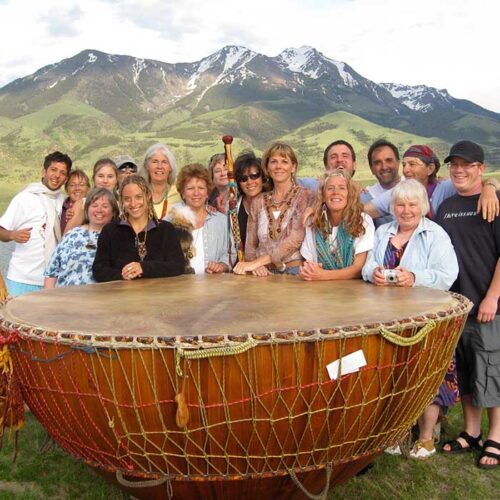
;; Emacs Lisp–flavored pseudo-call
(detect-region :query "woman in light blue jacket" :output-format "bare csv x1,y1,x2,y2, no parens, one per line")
362,178,459,460
362,179,458,290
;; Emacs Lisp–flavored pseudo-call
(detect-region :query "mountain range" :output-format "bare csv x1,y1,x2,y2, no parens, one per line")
0,45,499,180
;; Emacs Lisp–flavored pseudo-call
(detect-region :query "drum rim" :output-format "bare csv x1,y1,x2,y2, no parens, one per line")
0,292,472,350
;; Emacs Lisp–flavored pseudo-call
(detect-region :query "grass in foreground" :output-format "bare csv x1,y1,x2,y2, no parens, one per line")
0,407,499,499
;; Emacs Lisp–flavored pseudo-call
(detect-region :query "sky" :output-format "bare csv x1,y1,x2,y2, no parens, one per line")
0,0,499,112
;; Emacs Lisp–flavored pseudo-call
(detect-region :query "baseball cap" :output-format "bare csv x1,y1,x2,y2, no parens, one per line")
114,155,137,171
444,141,484,164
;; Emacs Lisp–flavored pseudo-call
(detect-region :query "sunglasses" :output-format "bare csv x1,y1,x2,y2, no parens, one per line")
239,172,261,183
119,165,137,173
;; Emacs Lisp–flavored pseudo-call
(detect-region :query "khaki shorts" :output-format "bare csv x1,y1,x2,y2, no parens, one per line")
456,316,500,408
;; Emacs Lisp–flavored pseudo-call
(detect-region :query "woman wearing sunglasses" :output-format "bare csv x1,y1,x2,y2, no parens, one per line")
234,150,267,249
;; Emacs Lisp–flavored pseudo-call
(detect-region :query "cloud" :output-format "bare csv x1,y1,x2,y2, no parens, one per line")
38,5,84,37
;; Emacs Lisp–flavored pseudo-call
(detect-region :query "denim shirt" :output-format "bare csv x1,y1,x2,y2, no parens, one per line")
362,217,459,290
168,203,233,270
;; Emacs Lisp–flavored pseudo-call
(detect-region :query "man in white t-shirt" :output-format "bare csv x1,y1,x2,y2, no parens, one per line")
360,140,401,227
364,139,401,198
0,151,72,297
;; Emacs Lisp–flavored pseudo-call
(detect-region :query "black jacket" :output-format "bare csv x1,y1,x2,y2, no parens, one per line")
93,220,184,282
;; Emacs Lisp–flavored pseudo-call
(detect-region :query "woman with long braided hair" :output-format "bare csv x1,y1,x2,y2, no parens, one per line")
92,175,184,282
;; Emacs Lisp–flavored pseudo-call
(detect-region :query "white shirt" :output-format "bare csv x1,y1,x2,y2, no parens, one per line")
301,213,375,263
190,227,206,275
366,182,387,198
0,184,64,285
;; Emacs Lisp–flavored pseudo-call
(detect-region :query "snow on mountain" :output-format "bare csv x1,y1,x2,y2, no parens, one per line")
278,46,326,79
277,46,359,88
380,83,452,112
186,45,257,97
329,60,357,88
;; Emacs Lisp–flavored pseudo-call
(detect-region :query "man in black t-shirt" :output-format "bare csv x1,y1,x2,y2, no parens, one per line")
436,140,500,469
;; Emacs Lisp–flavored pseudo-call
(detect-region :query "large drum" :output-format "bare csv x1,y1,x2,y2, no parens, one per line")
0,275,471,499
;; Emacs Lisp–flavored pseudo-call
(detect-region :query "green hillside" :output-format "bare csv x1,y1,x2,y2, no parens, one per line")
278,111,450,178
1,101,497,189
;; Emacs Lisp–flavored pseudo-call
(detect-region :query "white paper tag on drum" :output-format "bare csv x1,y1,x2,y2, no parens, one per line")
326,350,367,380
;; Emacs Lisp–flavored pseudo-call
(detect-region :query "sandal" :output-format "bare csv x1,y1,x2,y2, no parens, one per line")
477,439,500,469
442,431,482,454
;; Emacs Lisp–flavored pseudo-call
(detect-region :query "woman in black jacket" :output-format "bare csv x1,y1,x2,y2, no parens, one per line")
93,175,184,282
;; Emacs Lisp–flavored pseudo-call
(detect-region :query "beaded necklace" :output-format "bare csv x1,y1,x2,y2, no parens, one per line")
264,184,300,240
135,228,148,261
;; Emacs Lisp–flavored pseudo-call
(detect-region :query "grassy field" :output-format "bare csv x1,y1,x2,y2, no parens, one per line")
0,407,498,499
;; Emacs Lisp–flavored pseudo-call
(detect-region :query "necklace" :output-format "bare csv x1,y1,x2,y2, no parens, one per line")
269,183,295,208
135,227,148,261
85,227,99,250
189,228,202,258
264,184,300,240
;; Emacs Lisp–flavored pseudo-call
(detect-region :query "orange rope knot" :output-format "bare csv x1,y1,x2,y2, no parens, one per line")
0,345,25,455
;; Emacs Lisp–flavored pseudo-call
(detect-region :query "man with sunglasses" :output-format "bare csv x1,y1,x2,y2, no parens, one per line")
436,141,500,469
115,154,138,187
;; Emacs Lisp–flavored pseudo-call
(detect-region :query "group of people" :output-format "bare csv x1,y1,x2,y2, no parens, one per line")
0,136,498,469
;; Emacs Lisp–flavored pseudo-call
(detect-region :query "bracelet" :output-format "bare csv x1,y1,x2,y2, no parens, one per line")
278,262,286,273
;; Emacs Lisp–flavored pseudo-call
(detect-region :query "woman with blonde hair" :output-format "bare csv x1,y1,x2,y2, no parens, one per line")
92,175,184,282
300,170,374,280
139,143,181,219
233,142,312,276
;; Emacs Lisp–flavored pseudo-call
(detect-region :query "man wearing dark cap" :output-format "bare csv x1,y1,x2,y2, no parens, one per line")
436,140,500,469
114,154,137,187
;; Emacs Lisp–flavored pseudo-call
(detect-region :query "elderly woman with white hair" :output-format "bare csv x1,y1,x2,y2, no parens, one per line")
362,178,459,460
139,143,181,219
362,179,458,289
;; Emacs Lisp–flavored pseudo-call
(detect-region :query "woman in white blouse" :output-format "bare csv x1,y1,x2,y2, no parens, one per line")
300,170,374,280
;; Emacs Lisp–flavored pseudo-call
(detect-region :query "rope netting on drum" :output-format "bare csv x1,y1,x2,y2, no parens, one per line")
0,298,470,482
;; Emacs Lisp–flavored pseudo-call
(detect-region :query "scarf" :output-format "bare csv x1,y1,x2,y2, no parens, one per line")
23,182,63,266
314,221,355,270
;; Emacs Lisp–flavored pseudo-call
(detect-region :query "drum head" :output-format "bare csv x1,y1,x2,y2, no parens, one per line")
1,275,460,339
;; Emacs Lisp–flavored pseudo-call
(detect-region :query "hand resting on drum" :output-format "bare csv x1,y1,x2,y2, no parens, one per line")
122,262,143,280
205,261,228,274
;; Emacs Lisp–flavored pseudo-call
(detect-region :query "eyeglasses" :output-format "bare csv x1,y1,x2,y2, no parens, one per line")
447,162,481,171
68,182,88,188
119,166,137,173
239,172,261,183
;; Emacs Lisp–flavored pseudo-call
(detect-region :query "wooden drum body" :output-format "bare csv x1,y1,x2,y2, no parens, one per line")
0,275,471,499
